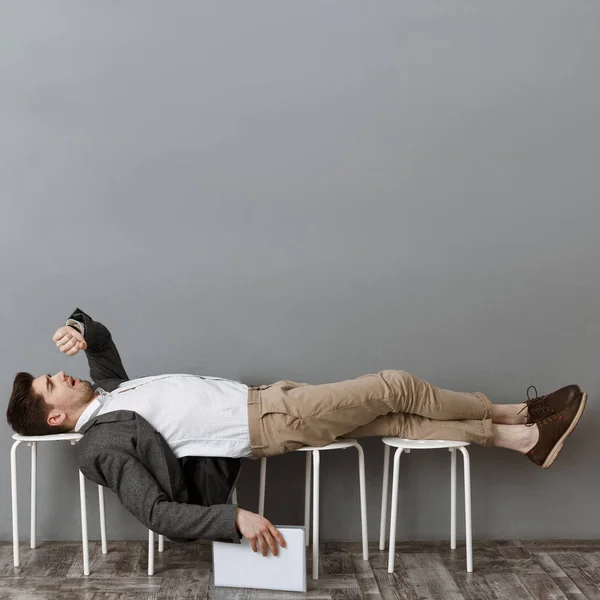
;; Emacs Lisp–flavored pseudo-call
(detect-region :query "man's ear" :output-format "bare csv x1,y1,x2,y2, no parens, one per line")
47,412,67,427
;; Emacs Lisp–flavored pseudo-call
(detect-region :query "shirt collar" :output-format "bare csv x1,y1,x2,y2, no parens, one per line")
74,388,108,432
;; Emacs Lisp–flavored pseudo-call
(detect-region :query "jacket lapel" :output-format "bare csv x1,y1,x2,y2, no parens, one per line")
78,409,136,434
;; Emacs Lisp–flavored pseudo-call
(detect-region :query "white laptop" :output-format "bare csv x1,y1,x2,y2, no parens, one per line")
212,526,306,592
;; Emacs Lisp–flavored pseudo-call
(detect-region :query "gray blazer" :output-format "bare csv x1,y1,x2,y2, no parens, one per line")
70,307,242,544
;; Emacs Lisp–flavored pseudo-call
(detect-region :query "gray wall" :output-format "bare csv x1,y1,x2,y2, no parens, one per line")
1,1,600,543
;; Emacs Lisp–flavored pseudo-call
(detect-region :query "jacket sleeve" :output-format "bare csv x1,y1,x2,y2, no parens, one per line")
67,307,129,383
88,449,241,543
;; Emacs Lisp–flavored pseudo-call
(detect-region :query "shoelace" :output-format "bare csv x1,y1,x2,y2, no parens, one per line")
518,385,555,427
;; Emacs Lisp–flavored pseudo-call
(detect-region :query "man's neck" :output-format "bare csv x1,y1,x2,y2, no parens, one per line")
69,392,101,430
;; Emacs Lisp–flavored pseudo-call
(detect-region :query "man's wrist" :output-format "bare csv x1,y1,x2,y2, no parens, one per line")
234,507,243,537
66,319,85,338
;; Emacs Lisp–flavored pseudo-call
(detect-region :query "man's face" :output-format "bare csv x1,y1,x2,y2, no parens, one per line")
31,371,94,428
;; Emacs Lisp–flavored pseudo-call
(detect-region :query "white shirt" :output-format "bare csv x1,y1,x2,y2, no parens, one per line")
74,373,253,459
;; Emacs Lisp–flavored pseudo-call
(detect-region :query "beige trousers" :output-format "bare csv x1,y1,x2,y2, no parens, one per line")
247,370,493,457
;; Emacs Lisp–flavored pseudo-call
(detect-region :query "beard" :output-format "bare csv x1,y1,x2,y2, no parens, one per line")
73,380,95,410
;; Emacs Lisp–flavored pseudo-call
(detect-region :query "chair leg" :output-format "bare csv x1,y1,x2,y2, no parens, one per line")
450,448,456,550
259,457,267,516
98,486,107,555
459,447,473,573
158,535,164,553
312,451,320,580
11,440,22,567
304,452,311,547
30,442,37,550
148,530,155,576
387,448,403,574
78,471,90,576
379,444,390,551
353,442,369,561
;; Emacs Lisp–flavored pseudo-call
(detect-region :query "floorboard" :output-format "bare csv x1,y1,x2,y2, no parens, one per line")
0,540,597,599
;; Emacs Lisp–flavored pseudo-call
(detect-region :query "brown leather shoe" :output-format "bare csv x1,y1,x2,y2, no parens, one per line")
520,384,584,425
526,390,587,468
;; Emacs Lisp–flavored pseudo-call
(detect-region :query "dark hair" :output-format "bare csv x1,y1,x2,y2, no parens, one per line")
7,372,70,436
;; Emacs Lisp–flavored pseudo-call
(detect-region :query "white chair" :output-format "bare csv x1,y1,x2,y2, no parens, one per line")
147,530,164,575
10,433,265,577
379,438,473,573
10,433,107,576
259,440,368,580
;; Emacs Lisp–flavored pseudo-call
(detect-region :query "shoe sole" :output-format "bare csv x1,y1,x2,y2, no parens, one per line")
541,389,587,469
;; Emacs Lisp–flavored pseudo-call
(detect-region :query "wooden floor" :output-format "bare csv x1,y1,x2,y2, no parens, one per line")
1,539,600,600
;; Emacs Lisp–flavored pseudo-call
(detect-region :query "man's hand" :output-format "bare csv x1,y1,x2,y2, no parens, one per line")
235,508,287,557
53,325,87,356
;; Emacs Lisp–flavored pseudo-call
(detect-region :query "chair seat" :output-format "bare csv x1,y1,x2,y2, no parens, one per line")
12,433,83,442
382,438,470,450
294,439,359,452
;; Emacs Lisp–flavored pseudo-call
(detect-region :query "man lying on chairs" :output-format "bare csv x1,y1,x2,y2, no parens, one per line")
7,308,587,557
